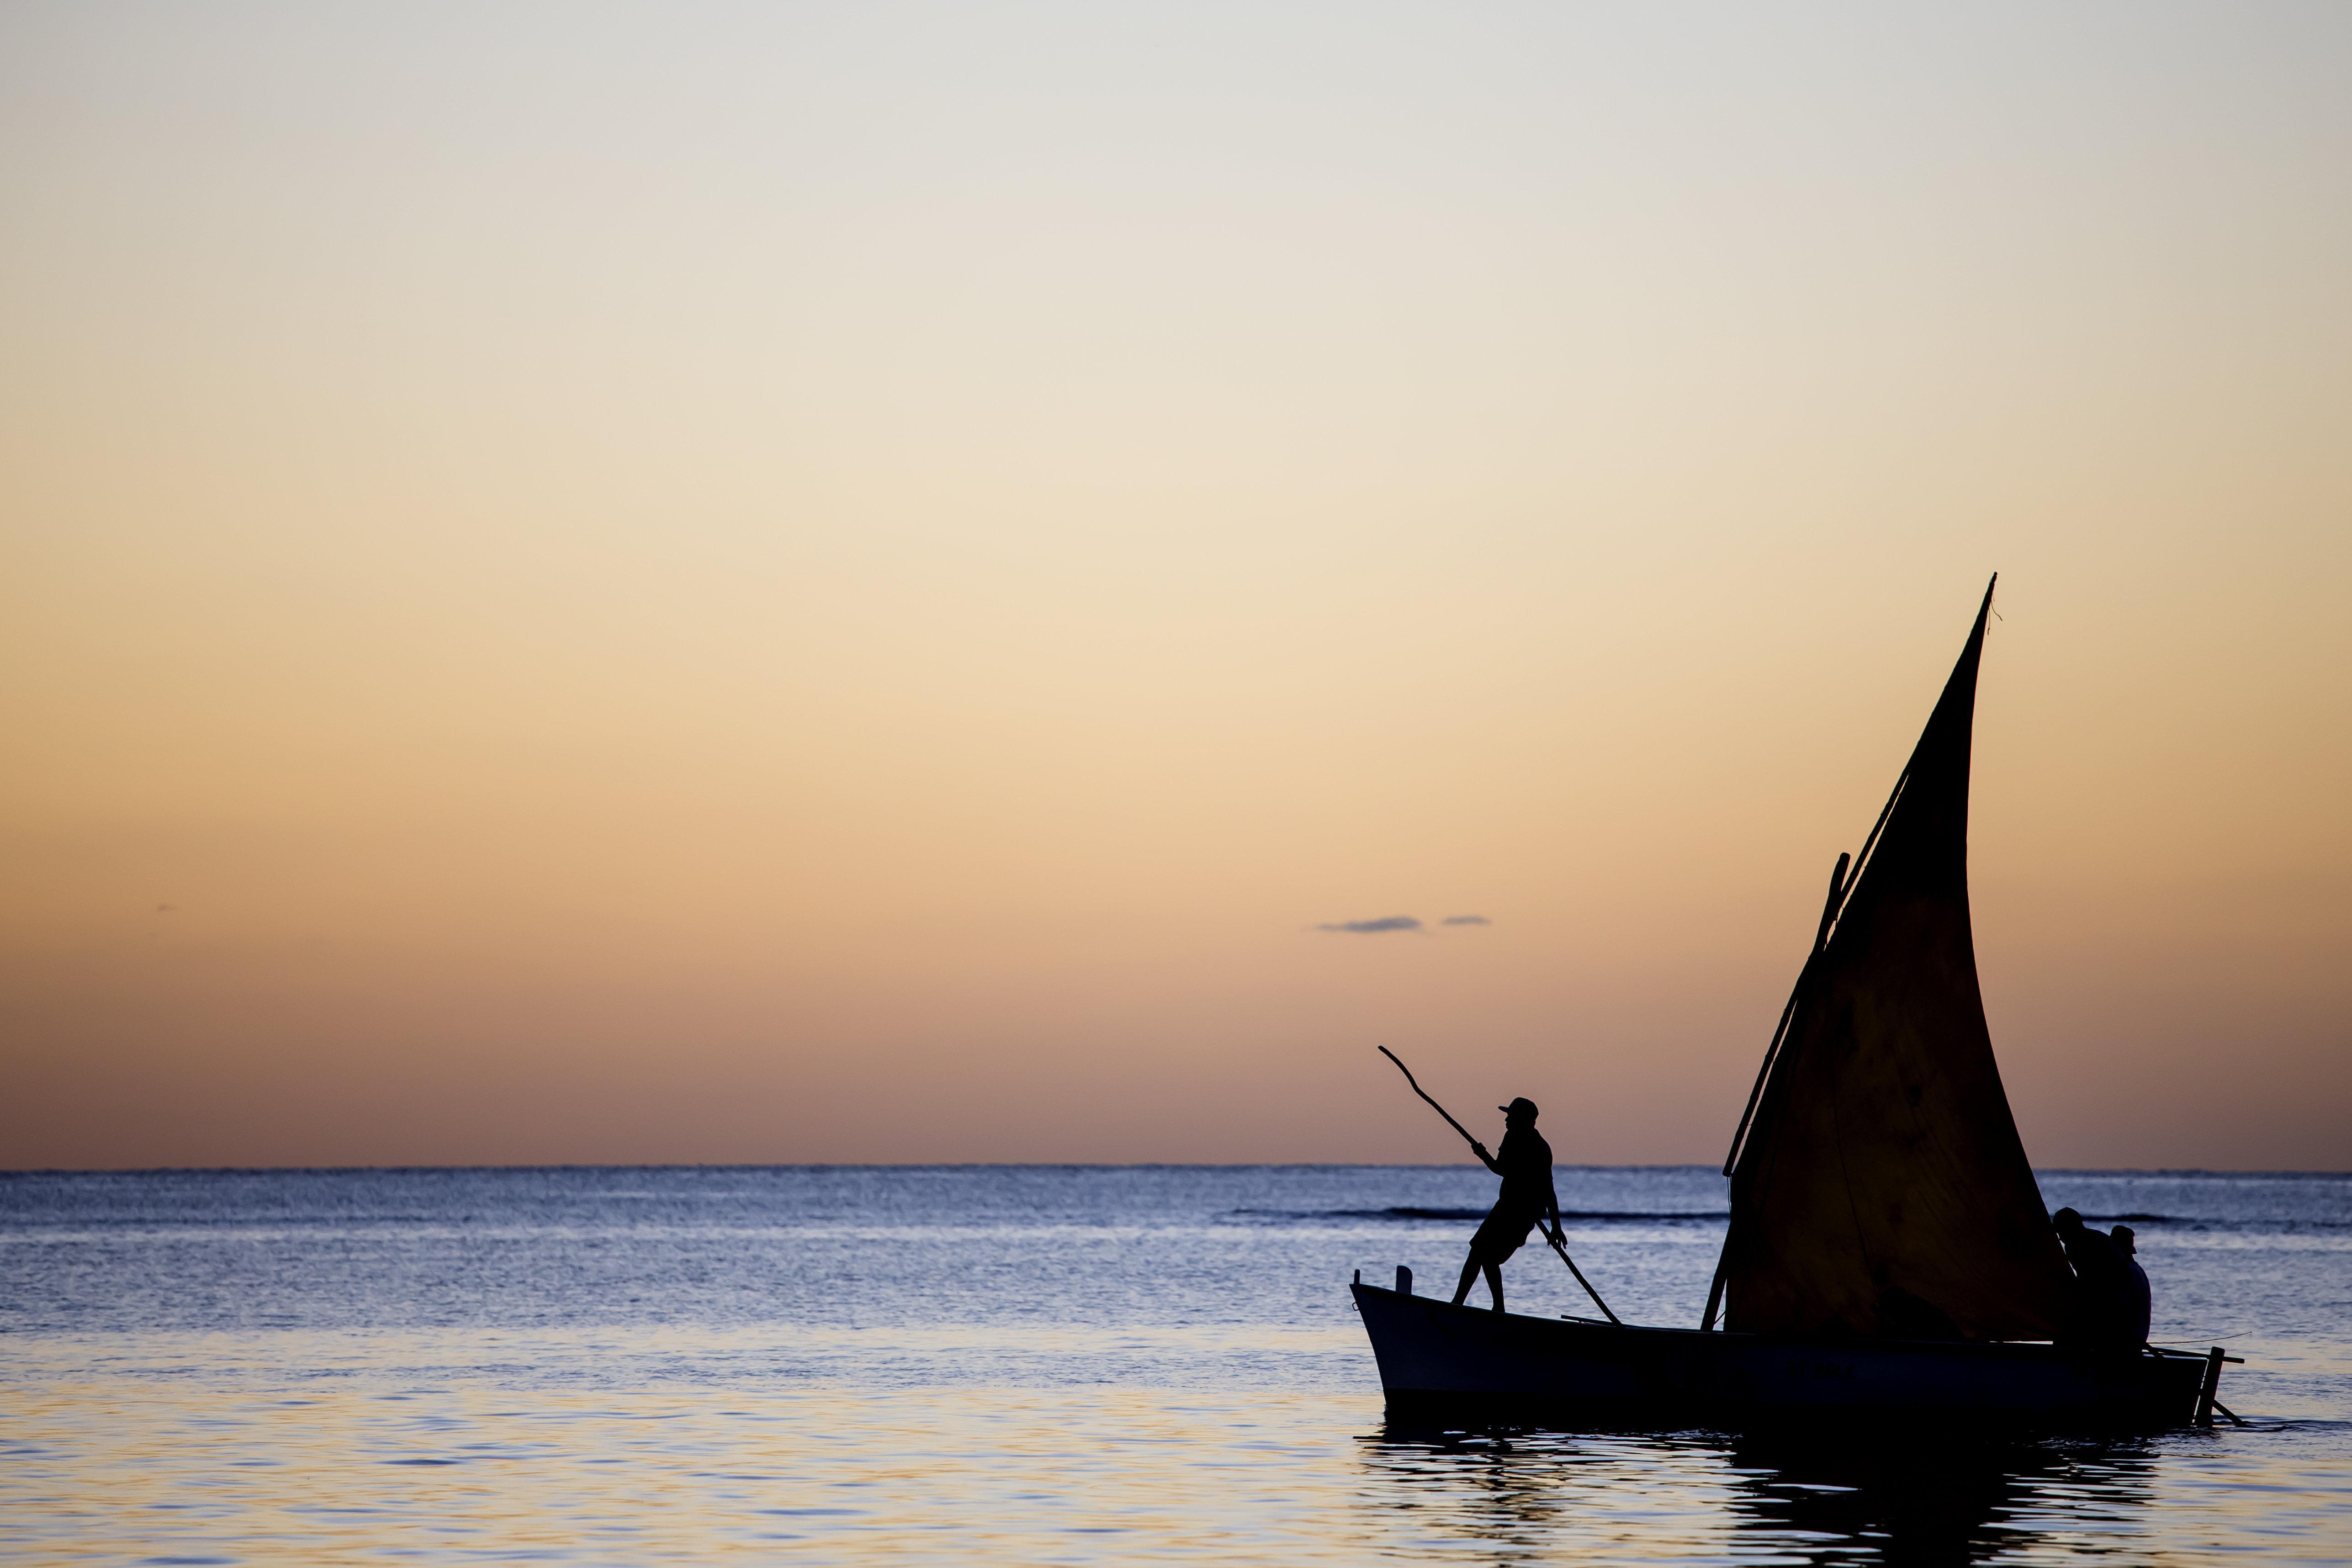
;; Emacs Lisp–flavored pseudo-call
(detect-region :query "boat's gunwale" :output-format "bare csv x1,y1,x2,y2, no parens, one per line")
1353,1281,2193,1365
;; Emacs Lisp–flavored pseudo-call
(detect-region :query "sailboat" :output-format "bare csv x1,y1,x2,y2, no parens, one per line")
1351,580,2235,1426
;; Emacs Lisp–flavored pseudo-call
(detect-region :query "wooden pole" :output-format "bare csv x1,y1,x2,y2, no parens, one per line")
1375,1047,1622,1326
1377,1046,1480,1148
1722,849,1853,1178
1546,1232,1622,1325
1700,1247,1729,1332
2194,1346,2225,1427
1706,848,1852,1330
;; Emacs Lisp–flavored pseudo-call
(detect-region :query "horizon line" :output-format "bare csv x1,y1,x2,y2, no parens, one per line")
5,1161,2346,1178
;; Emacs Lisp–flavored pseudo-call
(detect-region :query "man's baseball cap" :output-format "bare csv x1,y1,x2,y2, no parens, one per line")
1499,1097,1538,1119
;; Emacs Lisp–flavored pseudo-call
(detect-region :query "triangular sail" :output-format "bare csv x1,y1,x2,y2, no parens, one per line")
1718,581,2072,1340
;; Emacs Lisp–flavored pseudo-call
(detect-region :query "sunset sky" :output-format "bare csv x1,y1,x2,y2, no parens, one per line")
5,2,2347,1170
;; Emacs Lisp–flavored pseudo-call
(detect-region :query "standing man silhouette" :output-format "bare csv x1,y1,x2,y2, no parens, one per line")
1451,1096,1563,1313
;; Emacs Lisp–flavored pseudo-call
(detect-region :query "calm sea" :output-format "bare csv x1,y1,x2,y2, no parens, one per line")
3,1166,2347,1564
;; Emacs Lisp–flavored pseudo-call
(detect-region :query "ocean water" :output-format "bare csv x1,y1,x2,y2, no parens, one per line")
2,1165,2347,1564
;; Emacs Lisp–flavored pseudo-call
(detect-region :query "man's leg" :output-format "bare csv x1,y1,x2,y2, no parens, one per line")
1451,1249,1483,1306
1483,1261,1505,1313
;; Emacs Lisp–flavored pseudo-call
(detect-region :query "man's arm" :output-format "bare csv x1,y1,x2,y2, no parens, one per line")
1468,1140,1505,1176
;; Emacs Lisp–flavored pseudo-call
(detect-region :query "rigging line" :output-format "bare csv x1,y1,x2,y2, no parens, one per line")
1711,761,1903,1300
1720,971,1807,1178
1722,768,1907,1180
1720,849,1850,1178
1830,769,1907,929
1720,706,1916,1181
1705,978,1815,1330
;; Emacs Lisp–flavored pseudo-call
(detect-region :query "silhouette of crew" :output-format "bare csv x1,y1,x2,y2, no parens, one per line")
2112,1224,2152,1346
2052,1207,2136,1347
1450,1096,1563,1313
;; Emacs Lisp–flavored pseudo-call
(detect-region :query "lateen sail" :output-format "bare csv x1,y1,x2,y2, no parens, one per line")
1719,580,2072,1340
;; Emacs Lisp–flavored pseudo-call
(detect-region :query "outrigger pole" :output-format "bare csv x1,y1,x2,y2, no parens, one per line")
1376,1047,1622,1325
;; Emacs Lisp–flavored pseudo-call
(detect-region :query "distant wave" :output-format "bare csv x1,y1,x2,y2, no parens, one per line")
1229,1207,1729,1224
2071,1212,2352,1228
2047,1211,2347,1229
1230,1205,2349,1229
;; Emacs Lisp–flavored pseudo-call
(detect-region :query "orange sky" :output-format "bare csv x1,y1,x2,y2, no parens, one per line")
4,3,2348,1170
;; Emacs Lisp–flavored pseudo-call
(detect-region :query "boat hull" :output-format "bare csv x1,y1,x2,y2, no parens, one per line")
1352,1282,2212,1428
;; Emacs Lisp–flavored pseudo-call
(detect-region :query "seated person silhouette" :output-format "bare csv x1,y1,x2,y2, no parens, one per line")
2053,1207,2135,1347
1450,1097,1563,1313
2112,1224,2152,1346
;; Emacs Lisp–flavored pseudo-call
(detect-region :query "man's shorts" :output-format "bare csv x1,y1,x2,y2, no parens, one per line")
1468,1202,1541,1264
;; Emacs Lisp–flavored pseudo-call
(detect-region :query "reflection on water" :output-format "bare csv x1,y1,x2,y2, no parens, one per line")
1364,1429,2201,1561
1355,1429,1733,1563
1358,1420,2352,1565
1727,1430,2163,1563
4,1167,2347,1564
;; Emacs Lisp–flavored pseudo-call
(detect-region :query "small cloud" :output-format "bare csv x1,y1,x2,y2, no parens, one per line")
1440,915,1491,927
155,904,176,914
1316,916,1423,934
